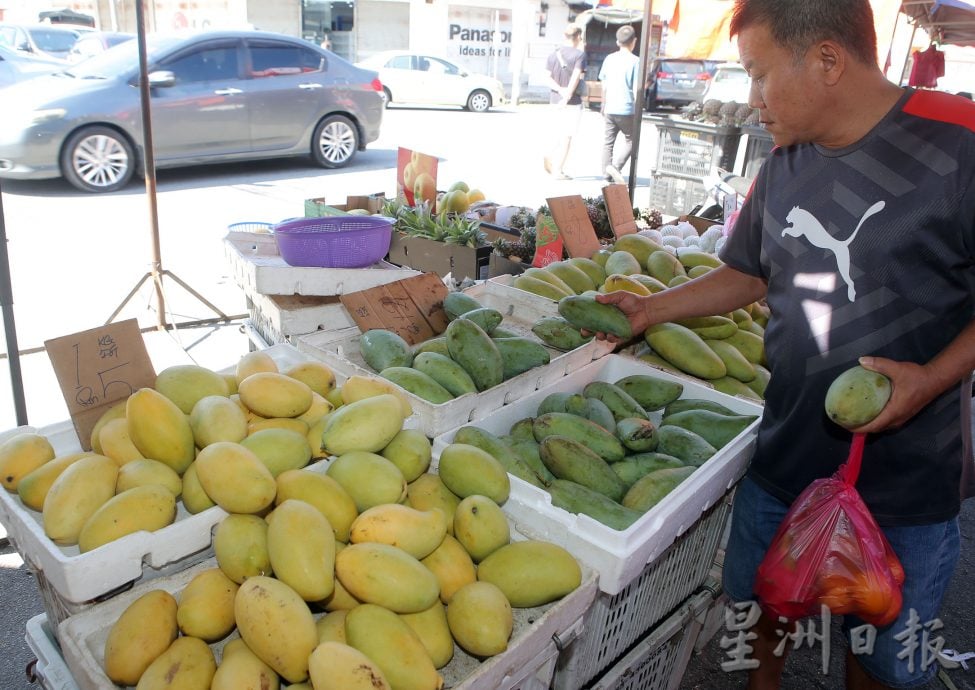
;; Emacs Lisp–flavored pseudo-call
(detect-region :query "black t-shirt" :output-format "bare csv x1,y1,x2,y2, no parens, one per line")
721,88,975,526
546,46,586,106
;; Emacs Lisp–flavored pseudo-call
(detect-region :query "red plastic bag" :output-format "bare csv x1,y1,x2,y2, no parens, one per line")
754,433,905,627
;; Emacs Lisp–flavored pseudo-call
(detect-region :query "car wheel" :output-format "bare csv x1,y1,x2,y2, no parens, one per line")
311,114,359,168
60,126,135,193
383,87,392,107
466,90,491,113
645,89,659,112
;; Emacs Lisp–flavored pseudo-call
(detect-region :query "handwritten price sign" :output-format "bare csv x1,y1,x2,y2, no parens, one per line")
45,319,156,450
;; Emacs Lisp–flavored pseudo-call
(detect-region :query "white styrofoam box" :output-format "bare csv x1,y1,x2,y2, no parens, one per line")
586,588,715,690
297,280,614,438
224,230,419,296
432,354,762,595
26,614,81,690
245,291,356,345
60,555,599,690
0,344,331,617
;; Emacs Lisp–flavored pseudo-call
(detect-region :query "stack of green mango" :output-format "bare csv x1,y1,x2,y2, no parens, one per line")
357,291,560,404
451,374,758,531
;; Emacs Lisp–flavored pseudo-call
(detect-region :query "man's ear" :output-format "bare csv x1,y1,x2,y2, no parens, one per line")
816,40,845,86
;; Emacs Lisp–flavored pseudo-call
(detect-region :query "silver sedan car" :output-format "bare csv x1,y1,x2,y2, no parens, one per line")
0,30,385,192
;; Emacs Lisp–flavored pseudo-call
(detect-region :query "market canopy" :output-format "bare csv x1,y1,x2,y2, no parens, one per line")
900,0,975,46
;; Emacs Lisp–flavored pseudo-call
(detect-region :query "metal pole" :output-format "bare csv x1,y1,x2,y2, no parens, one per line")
627,0,654,203
0,181,28,426
134,0,167,330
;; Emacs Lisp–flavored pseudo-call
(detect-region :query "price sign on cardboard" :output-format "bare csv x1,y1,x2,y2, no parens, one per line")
397,147,439,209
602,184,639,237
546,195,601,259
45,319,156,451
532,214,564,267
340,273,449,346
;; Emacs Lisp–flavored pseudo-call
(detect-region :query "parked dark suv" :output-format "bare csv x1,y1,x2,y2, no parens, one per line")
645,58,715,110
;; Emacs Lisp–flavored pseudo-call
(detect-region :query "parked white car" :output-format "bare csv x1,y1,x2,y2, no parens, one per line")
701,63,752,104
357,50,504,112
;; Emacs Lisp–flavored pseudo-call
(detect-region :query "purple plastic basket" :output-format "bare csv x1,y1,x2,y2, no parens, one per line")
273,216,394,268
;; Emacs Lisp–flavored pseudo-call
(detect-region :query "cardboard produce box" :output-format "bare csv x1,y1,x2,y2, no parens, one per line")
387,233,493,282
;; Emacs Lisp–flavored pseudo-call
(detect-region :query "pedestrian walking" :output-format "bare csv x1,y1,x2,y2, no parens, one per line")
593,0,975,687
543,24,586,180
598,25,640,184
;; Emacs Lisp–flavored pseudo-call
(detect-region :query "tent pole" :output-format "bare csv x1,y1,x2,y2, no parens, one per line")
0,181,29,426
899,23,919,86
627,0,654,203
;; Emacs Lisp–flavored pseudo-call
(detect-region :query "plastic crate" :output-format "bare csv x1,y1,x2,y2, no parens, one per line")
25,614,80,690
296,280,613,438
650,118,743,180
59,554,599,690
552,494,732,690
0,344,338,637
649,174,709,218
245,292,355,345
740,125,775,180
432,355,761,596
586,587,717,690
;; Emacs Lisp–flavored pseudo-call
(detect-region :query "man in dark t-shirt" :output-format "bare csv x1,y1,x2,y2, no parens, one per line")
595,0,975,688
542,24,586,180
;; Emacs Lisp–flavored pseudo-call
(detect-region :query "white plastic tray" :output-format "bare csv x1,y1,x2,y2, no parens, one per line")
0,344,334,612
246,291,357,345
59,552,598,690
224,230,419,296
26,614,81,690
297,280,614,438
432,354,762,595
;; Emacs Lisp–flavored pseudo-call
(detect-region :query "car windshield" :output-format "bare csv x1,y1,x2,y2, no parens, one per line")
64,35,179,79
27,28,78,52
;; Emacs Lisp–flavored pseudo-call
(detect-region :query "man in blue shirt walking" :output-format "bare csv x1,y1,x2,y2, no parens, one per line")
598,25,640,184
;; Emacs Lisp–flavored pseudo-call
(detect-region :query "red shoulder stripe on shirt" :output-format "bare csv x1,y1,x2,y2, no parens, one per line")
903,90,975,132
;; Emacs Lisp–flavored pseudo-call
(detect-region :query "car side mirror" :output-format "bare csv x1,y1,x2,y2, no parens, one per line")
147,70,176,88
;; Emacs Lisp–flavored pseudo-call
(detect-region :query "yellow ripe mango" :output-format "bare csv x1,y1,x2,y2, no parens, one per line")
0,432,55,491
88,400,127,454
345,604,443,690
210,638,279,690
275,469,357,543
601,273,652,296
380,429,431,482
116,458,182,497
17,452,91,512
477,540,582,607
43,454,118,546
316,609,348,644
267,499,336,602
437,443,510,505
350,504,446,560
99,417,146,466
297,392,333,425
181,462,215,514
326,451,407,512
127,388,196,475
452,495,510,563
135,636,216,690
236,350,278,384
155,364,230,415
104,590,178,686
176,568,239,641
241,428,312,477
340,375,412,417
325,386,344,409
195,442,276,514
322,394,405,456
335,543,439,614
221,372,239,395
78,484,177,553
319,543,362,611
235,576,318,684
307,641,390,690
247,417,310,437
400,602,454,669
446,581,512,657
189,395,248,447
238,372,314,419
407,474,461,536
421,534,477,604
214,513,272,584
285,360,336,397
306,415,330,459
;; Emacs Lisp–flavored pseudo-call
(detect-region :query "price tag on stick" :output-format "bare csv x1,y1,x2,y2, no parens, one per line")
45,319,156,450
546,195,601,258
602,184,639,237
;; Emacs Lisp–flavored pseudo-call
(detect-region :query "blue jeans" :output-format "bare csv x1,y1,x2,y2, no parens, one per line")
723,476,961,688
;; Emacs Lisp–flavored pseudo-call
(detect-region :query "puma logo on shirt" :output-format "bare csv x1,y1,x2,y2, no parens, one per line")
781,201,885,301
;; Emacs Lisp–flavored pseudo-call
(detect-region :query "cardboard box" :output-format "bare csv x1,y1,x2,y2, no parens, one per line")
304,193,386,217
386,233,492,281
489,252,528,278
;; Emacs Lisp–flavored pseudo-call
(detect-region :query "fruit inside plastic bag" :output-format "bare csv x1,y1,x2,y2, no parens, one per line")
754,433,904,627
